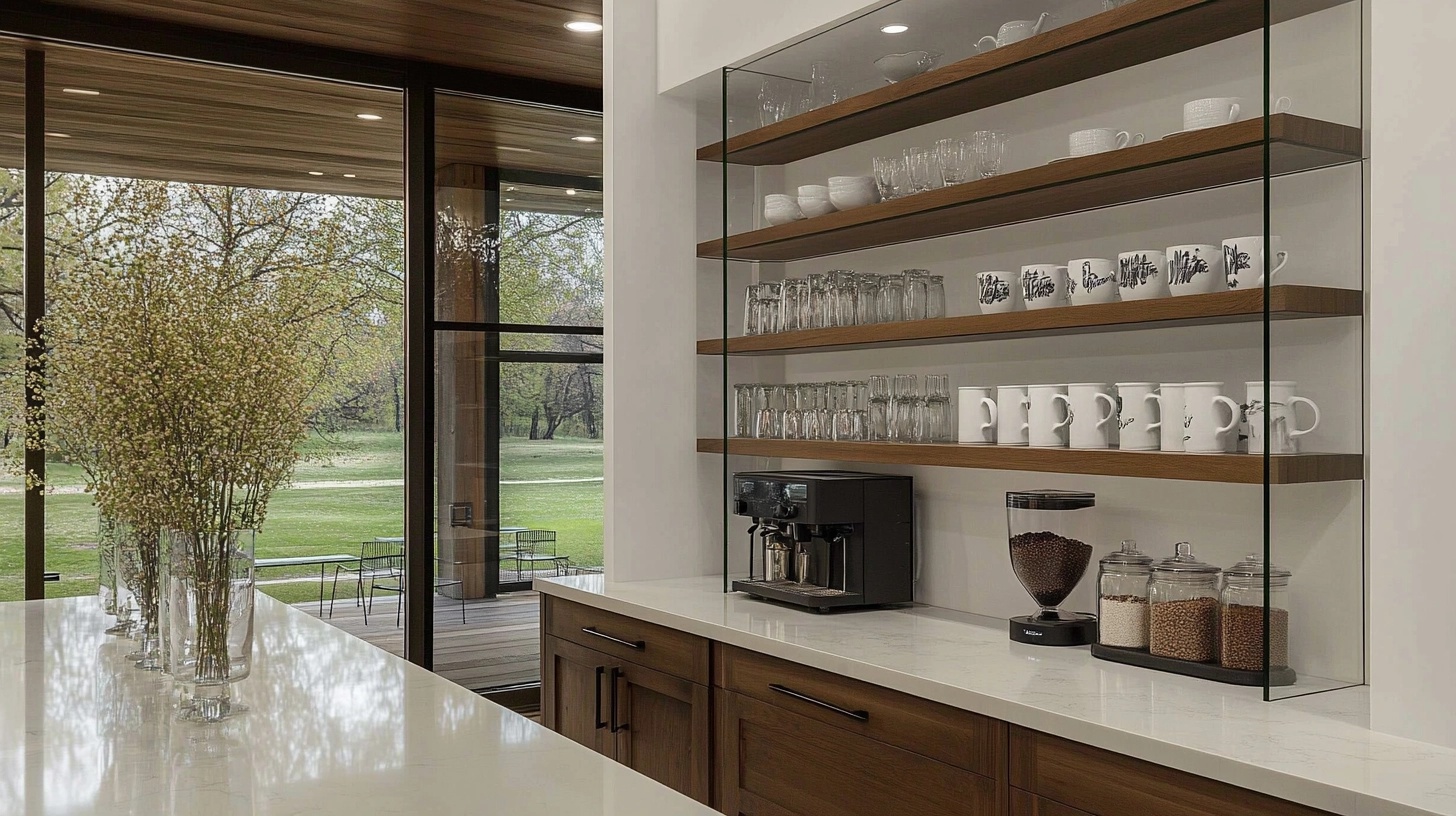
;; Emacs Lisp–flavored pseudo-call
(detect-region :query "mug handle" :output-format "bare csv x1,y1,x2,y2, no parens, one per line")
1052,393,1073,430
1129,132,1145,146
1145,392,1162,431
976,35,999,51
1288,396,1321,437
1020,396,1031,434
981,398,998,433
1266,250,1290,281
1228,102,1241,122
1115,131,1130,149
1214,396,1241,436
1095,393,1117,429
1274,95,1292,114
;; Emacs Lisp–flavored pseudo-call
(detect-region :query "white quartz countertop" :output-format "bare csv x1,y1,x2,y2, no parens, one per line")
538,574,1456,816
0,593,719,816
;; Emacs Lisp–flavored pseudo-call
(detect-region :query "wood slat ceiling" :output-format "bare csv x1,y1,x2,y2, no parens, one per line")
0,42,602,204
44,0,604,87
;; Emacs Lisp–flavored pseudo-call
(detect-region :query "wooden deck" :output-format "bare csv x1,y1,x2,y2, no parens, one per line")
296,590,541,691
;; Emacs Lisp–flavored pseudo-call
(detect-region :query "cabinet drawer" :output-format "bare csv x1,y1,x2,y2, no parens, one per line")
1010,726,1336,816
716,644,1004,779
719,690,999,816
544,596,710,685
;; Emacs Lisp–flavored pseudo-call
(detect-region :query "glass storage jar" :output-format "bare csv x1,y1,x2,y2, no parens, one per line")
1097,540,1152,649
1005,489,1098,646
1147,541,1220,663
1220,554,1292,672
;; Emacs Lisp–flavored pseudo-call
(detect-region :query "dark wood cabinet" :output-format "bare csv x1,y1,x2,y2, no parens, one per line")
610,658,712,803
541,635,611,755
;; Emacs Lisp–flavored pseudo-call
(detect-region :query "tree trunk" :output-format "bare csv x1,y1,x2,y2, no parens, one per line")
529,406,541,440
391,365,402,433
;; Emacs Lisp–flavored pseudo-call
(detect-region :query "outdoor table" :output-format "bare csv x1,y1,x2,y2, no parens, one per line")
256,553,357,614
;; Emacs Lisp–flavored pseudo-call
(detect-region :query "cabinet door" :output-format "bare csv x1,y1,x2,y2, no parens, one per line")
609,659,712,804
717,689,998,816
542,635,611,756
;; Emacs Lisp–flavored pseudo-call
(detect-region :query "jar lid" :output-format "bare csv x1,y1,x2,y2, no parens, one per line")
1151,541,1220,574
1007,489,1095,510
1223,553,1292,581
1100,539,1153,568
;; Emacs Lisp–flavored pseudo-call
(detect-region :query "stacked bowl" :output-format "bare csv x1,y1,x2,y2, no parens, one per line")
797,185,837,218
763,193,805,226
827,176,880,211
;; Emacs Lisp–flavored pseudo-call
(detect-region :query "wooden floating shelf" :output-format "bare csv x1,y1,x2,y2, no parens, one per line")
697,115,1362,263
697,438,1362,485
698,0,1351,166
697,286,1362,356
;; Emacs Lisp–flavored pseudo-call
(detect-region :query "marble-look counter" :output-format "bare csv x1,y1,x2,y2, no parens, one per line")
538,574,1456,816
0,593,719,816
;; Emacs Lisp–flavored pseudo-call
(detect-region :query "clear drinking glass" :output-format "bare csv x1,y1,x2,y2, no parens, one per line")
809,273,833,328
972,130,1009,178
848,380,870,440
809,61,842,110
781,387,805,440
828,270,857,327
808,383,832,440
873,156,903,200
868,375,892,441
758,75,799,127
902,269,930,321
743,284,760,336
780,278,810,332
855,275,881,325
757,281,783,334
926,275,947,319
925,374,954,442
878,279,905,323
734,383,756,438
891,374,921,442
936,137,970,184
755,385,788,439
905,147,940,193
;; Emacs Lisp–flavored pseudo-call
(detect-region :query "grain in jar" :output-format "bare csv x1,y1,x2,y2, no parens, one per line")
1220,554,1293,672
1147,542,1220,663
1097,540,1152,649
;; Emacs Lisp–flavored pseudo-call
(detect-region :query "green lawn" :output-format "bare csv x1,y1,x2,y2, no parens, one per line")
0,432,603,603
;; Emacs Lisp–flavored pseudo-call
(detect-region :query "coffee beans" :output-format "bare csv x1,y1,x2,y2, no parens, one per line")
1221,603,1289,671
1098,595,1149,648
1010,531,1093,607
1149,597,1218,662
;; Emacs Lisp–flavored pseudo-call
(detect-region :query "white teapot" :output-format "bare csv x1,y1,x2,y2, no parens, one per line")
977,12,1053,51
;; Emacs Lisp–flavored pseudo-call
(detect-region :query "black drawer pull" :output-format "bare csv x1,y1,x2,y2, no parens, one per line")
593,665,608,730
581,627,645,650
769,683,869,722
610,666,628,733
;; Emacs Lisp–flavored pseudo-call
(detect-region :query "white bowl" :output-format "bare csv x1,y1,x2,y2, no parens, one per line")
798,184,831,199
875,50,942,83
828,175,875,188
829,187,879,211
797,196,838,218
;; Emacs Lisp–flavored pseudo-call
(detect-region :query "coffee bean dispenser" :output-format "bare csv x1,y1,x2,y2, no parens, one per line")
1006,489,1098,646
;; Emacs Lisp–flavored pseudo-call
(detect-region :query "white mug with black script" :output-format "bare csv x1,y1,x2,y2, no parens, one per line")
977,270,1023,314
1021,264,1070,310
1244,380,1320,454
1222,236,1290,289
1167,244,1225,296
1117,250,1169,301
1068,258,1119,306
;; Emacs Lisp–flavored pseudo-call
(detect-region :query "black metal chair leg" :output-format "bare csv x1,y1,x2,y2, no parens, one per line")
364,579,373,626
459,591,466,625
328,565,345,619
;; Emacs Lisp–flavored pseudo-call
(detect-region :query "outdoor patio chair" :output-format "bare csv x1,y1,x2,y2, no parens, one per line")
366,545,468,627
328,539,400,619
513,529,569,578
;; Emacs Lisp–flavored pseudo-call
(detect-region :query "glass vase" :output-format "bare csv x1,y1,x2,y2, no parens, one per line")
115,521,162,669
168,528,256,722
99,516,136,636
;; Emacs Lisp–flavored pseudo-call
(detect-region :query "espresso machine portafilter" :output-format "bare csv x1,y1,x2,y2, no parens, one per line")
733,471,913,613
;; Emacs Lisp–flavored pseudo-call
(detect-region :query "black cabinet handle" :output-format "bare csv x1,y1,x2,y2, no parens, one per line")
609,666,628,733
581,626,645,650
768,683,869,722
593,665,607,730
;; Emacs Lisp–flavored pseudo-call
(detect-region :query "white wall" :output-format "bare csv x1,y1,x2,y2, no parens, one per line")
603,0,720,582
1367,0,1456,749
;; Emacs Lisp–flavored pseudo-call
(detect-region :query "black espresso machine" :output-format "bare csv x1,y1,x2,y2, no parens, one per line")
731,471,914,613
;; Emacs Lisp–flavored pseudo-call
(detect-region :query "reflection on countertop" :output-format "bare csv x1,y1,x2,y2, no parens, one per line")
0,593,718,816
537,574,1456,816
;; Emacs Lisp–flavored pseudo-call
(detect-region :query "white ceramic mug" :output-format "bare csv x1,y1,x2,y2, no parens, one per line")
1067,383,1118,450
1116,382,1162,451
1021,264,1070,310
1117,250,1170,300
1184,97,1242,130
1068,258,1120,305
957,386,998,445
1068,128,1143,157
1222,236,1290,289
1167,244,1225,296
1183,382,1240,453
1244,381,1320,454
1150,383,1186,452
996,385,1031,446
977,270,1023,314
1273,95,1293,114
1028,384,1072,448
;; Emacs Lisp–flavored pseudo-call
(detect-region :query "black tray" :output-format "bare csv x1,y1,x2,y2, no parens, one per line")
1091,643,1296,687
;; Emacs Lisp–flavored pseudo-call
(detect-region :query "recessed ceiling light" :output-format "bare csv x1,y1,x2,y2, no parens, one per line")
499,146,533,153
565,20,603,33
588,174,603,179
355,113,383,121
62,88,101,96
566,188,577,196
880,23,910,34
571,135,598,143
504,198,514,202
506,186,516,192
45,132,70,138
308,171,325,176
343,173,357,178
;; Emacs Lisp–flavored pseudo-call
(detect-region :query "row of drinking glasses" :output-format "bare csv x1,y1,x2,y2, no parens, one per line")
873,131,1009,199
743,270,948,335
733,375,955,443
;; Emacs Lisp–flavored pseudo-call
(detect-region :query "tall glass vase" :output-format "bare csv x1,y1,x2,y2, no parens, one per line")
116,521,162,669
168,528,255,722
99,516,136,636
